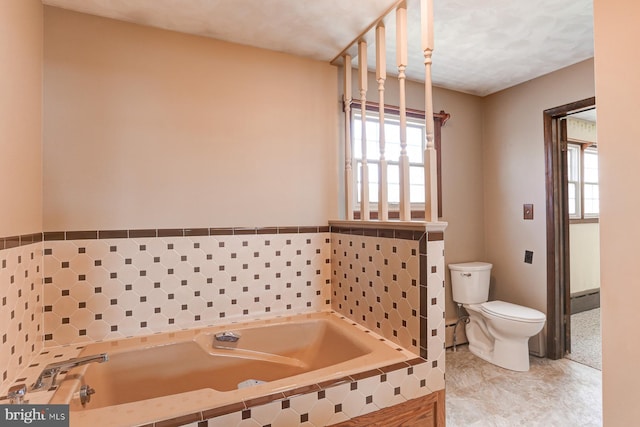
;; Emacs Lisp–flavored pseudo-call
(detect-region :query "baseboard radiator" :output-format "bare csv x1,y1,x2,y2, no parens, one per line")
571,288,600,314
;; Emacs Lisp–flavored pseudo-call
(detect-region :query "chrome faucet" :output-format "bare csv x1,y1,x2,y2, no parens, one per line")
31,353,108,391
214,331,241,343
7,384,28,404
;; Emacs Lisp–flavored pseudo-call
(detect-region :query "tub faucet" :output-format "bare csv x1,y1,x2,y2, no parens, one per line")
7,384,28,404
31,353,108,391
214,331,241,343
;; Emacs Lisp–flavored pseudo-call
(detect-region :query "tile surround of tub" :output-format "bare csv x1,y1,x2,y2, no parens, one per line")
1,316,433,427
0,242,44,389
330,223,447,394
43,231,331,346
203,359,434,427
425,238,446,391
331,233,421,356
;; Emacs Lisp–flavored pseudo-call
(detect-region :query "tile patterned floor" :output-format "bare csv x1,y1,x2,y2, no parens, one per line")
446,345,602,427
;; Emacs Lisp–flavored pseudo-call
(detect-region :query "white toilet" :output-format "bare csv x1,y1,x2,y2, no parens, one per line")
449,262,546,371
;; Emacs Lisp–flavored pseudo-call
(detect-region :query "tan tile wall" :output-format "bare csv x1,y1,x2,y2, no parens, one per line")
0,243,44,388
331,233,421,355
330,227,446,392
43,233,331,346
425,238,446,391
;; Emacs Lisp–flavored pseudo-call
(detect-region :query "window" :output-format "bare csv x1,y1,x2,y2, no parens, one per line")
352,105,426,211
583,147,599,216
567,142,599,220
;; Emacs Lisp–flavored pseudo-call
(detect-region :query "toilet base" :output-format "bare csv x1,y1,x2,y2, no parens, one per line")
468,338,531,371
465,310,534,372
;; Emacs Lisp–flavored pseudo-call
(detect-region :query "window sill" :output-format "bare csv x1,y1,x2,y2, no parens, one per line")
569,218,599,224
353,210,432,220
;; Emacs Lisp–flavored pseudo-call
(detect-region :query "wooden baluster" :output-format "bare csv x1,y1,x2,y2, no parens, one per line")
343,55,354,220
422,0,438,221
396,1,410,221
359,40,369,220
376,23,388,221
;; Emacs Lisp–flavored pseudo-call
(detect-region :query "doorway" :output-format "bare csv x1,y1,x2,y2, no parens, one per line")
543,96,596,360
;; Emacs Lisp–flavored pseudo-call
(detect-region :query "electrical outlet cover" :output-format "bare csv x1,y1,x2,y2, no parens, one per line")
524,250,533,264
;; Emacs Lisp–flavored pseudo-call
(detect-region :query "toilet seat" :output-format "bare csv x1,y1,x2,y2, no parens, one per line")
480,300,545,323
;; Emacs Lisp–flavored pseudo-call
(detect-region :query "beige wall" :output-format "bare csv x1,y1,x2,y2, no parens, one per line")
594,0,640,424
345,73,486,321
433,87,485,321
567,117,599,295
0,0,43,236
43,7,338,231
482,60,595,347
567,117,597,142
569,223,600,294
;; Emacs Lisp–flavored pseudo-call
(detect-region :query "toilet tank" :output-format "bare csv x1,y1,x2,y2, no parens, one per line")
448,262,492,304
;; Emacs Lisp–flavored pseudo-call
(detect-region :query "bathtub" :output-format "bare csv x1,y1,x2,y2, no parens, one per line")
49,311,409,426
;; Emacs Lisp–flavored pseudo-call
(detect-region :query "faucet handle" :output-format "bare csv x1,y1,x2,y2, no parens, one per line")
8,384,28,404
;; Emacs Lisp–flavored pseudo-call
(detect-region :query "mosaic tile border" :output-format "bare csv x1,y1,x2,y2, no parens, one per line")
330,225,425,241
0,227,330,249
43,226,330,241
0,233,43,251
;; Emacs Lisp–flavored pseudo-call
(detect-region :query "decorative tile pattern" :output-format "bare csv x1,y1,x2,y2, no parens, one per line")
426,238,446,391
330,224,446,395
0,242,43,391
0,344,84,400
43,233,331,345
331,232,421,355
204,359,433,427
0,221,447,426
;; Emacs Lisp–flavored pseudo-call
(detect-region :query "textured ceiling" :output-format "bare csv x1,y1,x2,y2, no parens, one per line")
41,0,594,97
432,0,594,95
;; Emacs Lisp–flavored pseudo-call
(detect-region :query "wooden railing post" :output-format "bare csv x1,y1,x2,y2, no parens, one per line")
396,1,410,221
422,0,438,221
358,40,370,220
343,54,354,220
376,23,388,221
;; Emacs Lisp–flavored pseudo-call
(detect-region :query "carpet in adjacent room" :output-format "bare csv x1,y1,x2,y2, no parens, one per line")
566,307,601,370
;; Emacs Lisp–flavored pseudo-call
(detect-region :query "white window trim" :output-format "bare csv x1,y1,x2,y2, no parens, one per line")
567,141,599,221
351,106,426,211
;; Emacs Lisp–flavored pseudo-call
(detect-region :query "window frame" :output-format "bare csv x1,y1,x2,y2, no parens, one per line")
348,100,448,219
567,139,599,223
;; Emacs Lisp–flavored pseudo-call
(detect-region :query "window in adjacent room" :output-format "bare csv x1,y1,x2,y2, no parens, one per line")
567,142,599,220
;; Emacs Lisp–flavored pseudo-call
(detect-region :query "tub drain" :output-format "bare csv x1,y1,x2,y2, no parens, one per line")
237,379,266,389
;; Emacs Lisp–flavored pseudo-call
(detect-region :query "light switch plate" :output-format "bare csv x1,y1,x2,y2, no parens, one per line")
523,204,534,220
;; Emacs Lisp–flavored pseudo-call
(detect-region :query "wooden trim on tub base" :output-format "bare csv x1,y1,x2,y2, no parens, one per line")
328,389,445,427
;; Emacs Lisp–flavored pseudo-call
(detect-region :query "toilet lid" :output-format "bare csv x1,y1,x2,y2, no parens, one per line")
480,301,546,323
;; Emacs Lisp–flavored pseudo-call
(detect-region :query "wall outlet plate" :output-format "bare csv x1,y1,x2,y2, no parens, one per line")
524,250,533,264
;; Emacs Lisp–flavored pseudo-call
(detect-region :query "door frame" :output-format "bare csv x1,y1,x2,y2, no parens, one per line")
544,96,596,360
